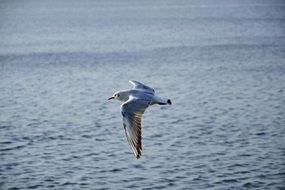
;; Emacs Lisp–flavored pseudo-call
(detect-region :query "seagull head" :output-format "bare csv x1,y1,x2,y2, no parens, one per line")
108,91,126,102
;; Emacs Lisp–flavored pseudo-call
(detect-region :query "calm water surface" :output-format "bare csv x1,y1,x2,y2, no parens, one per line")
1,0,285,189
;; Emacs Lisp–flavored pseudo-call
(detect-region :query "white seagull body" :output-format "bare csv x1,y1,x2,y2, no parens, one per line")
108,80,171,159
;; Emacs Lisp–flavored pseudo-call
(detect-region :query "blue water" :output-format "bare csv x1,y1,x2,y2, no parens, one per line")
1,0,285,189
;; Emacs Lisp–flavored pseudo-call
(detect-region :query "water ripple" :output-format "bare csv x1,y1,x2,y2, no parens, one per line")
1,1,285,189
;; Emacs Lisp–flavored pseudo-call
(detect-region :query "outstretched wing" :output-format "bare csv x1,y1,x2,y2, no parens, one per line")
129,80,155,94
121,96,150,159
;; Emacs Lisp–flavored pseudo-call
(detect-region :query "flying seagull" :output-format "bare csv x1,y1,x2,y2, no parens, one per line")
108,80,171,159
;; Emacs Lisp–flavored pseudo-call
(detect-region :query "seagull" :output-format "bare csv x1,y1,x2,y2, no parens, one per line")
108,80,172,159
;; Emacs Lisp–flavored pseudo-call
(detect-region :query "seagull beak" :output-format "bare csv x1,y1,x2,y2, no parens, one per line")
108,96,114,100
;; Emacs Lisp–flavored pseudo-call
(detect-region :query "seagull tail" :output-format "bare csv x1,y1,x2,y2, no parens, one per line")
153,95,172,105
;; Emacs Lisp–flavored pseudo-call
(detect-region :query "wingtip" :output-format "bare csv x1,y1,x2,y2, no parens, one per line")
129,80,135,85
167,99,172,105
129,80,138,84
135,148,142,159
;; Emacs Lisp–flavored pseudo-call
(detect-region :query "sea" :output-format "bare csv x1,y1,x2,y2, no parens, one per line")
0,0,285,189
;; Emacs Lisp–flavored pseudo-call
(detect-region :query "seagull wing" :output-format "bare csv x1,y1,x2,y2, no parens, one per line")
121,96,150,159
129,80,155,94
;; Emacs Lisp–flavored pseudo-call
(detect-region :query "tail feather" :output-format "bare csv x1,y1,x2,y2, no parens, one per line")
151,95,172,105
156,98,172,105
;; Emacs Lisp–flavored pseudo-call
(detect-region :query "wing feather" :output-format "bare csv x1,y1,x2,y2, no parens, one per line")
129,80,155,94
121,97,150,159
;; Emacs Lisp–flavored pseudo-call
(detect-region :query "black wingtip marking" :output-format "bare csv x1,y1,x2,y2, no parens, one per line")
167,99,172,105
121,111,125,117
